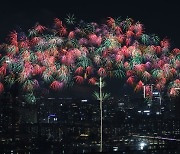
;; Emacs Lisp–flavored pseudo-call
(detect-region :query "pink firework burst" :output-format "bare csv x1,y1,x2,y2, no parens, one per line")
75,67,84,75
88,34,102,46
86,66,93,75
88,77,97,85
50,81,64,90
74,76,84,84
98,68,106,77
0,82,4,94
126,76,135,85
34,23,46,33
169,88,178,97
135,80,144,92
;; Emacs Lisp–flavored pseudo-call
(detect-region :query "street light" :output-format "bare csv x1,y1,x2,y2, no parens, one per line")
139,141,147,150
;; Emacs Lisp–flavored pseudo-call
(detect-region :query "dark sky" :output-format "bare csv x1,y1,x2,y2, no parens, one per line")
0,0,179,48
0,0,179,99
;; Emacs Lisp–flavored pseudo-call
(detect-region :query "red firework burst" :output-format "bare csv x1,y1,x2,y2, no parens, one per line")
126,76,134,85
88,77,97,85
74,76,84,84
75,67,84,75
98,68,106,77
0,82,4,94
50,81,64,90
86,66,93,75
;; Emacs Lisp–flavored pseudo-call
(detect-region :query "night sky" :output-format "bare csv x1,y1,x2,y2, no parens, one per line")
0,0,179,98
0,0,179,48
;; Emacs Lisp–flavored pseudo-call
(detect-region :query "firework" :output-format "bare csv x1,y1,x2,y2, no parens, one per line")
0,16,179,103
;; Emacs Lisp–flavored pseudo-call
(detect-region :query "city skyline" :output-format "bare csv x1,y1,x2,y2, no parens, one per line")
1,95,180,153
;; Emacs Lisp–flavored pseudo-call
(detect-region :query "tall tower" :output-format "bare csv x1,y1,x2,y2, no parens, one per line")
143,84,162,114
